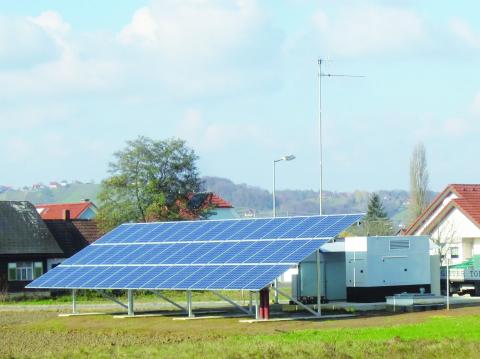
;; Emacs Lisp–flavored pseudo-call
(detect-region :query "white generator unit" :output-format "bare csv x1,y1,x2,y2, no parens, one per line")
292,235,438,303
345,236,432,302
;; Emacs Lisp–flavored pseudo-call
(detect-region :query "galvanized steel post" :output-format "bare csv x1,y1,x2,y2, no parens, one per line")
72,289,77,314
316,249,322,315
187,290,194,317
127,289,134,316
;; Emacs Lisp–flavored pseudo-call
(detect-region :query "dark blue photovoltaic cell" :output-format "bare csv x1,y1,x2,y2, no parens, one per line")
27,214,364,290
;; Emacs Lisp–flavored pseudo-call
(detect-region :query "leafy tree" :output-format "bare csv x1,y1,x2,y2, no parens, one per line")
347,193,394,236
365,193,388,221
97,136,211,232
410,142,430,223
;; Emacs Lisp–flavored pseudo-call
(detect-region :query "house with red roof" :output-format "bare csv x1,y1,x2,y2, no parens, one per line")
405,184,480,265
180,193,239,220
36,200,97,220
207,194,239,219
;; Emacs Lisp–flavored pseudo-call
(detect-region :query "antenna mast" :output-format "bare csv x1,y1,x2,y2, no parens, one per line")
318,59,323,215
317,58,364,215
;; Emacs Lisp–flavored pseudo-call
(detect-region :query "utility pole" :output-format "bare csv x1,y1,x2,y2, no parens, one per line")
317,59,364,215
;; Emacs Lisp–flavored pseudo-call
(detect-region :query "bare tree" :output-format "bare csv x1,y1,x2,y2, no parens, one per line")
432,222,458,265
410,142,430,223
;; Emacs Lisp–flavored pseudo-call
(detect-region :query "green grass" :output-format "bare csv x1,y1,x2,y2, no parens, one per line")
0,288,292,305
1,307,480,358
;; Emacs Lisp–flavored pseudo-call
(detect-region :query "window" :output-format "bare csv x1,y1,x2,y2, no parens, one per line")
450,247,459,259
7,262,43,281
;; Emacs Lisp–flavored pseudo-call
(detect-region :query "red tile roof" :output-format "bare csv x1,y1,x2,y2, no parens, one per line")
449,184,480,227
36,201,95,220
406,184,480,234
209,194,233,208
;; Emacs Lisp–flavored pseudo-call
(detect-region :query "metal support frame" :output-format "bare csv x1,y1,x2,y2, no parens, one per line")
155,291,187,312
72,289,77,314
212,291,251,315
186,290,194,317
316,249,322,315
274,278,279,304
249,291,253,314
255,291,260,320
275,288,321,318
94,290,128,310
127,289,134,316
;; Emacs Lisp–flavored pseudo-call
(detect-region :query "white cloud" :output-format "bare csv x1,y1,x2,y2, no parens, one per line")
449,18,480,49
442,117,468,137
119,0,264,63
312,5,426,57
0,15,59,68
30,11,71,37
0,10,121,99
177,109,271,152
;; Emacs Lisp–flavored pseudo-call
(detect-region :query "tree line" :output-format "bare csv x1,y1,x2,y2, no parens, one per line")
97,136,432,235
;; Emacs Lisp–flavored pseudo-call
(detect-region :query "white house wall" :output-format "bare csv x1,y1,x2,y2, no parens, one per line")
417,192,458,234
427,207,480,264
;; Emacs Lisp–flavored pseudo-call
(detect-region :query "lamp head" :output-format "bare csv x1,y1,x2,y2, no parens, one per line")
282,155,296,161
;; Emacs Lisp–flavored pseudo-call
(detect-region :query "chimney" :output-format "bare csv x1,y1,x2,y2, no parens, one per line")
64,209,71,221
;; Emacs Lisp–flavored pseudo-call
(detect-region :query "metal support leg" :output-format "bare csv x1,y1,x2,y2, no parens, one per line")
212,291,250,315
95,290,128,310
316,250,322,316
187,290,194,317
155,291,187,312
249,291,253,314
72,289,77,314
255,291,260,320
276,288,321,317
127,290,134,316
274,278,279,304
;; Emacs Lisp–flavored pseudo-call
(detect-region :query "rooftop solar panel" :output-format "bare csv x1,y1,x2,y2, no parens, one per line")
28,214,363,291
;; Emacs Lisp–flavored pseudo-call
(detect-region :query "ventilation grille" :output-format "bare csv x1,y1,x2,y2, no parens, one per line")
390,239,410,250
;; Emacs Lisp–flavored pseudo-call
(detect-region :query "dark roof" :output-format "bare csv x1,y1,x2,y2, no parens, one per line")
0,201,63,255
44,219,100,257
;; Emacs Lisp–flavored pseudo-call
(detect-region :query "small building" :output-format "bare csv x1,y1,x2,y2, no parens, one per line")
207,194,239,220
293,235,438,303
405,184,480,265
36,200,98,220
0,201,64,292
182,193,239,220
43,217,100,270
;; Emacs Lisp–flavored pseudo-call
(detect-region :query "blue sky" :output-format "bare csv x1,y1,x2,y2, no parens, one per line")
1,0,479,192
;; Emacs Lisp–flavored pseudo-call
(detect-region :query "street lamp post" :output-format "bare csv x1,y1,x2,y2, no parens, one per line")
272,154,295,304
272,155,296,217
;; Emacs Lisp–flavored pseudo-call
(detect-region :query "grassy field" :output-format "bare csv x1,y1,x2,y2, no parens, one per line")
1,306,480,358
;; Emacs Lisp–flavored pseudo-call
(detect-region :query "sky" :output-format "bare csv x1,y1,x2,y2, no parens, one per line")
1,0,479,192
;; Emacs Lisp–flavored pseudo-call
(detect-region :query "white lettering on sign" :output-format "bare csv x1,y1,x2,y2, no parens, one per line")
441,268,480,281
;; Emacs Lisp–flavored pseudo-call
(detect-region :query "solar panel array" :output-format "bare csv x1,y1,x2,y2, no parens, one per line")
28,214,363,291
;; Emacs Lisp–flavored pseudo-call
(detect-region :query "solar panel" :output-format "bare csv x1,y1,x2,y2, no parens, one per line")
28,214,363,291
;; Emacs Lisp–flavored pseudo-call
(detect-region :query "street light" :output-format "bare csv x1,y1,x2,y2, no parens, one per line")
272,154,296,304
273,155,296,217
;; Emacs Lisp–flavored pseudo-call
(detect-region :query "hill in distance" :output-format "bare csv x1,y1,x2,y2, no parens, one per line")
0,177,422,227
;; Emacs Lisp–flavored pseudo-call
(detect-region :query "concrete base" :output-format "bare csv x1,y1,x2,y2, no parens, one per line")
58,312,107,317
113,310,228,319
282,301,386,312
173,313,250,321
240,314,355,323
